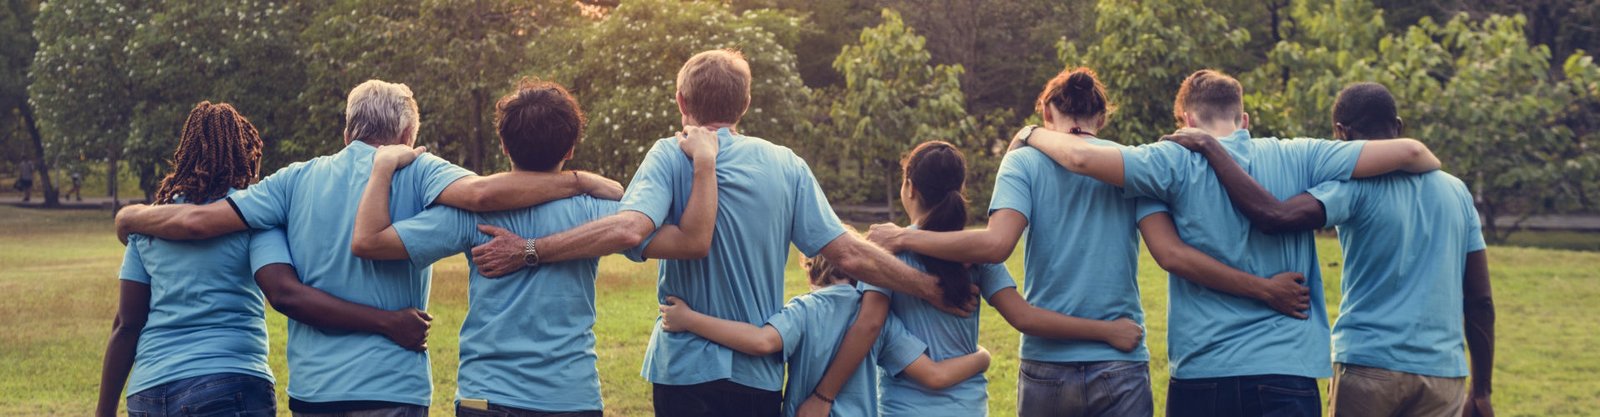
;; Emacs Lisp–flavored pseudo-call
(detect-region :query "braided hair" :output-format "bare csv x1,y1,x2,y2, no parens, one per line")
153,101,263,205
901,141,973,308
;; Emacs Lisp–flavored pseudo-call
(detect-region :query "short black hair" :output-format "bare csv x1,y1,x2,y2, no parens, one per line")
495,80,586,171
1332,82,1400,140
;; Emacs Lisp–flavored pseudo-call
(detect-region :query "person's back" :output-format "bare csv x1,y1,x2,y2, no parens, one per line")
768,285,926,417
1312,171,1480,375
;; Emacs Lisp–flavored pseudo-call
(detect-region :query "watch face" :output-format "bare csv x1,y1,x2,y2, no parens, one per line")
524,254,537,265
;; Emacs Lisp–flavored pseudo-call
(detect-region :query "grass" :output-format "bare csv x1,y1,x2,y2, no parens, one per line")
0,205,1597,416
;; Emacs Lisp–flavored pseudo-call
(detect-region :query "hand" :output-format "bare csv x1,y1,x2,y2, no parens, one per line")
1159,128,1217,152
1462,393,1493,417
470,224,529,278
375,144,427,169
931,283,980,318
658,295,695,333
381,307,433,352
795,395,834,417
1104,317,1144,353
574,171,624,201
865,223,909,252
113,204,148,245
677,125,719,162
1257,272,1311,319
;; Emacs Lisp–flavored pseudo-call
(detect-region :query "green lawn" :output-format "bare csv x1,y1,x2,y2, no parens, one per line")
0,206,1596,416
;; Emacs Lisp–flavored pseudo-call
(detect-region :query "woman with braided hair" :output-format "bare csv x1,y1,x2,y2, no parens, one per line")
96,101,284,417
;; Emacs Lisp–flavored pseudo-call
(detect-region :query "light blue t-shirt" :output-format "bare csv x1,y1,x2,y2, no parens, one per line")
118,194,290,395
623,128,850,391
1308,171,1485,378
227,142,472,405
1119,129,1364,379
989,144,1150,363
391,195,619,412
765,284,928,417
861,254,1016,417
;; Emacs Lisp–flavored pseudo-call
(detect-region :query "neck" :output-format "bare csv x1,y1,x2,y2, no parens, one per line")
697,122,737,131
1192,122,1240,138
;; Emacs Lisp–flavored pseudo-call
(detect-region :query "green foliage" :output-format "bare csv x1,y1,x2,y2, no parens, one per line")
1245,0,1389,138
1058,0,1250,144
28,0,143,200
532,0,813,183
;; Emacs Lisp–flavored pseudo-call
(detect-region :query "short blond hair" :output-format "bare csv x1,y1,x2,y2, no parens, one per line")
676,49,751,125
345,79,420,144
1173,69,1244,126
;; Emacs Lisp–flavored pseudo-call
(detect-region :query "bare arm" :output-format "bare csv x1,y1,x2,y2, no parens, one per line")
899,347,992,390
469,211,654,278
96,281,149,417
436,170,623,212
114,202,247,244
1139,213,1311,319
1463,249,1495,414
1164,133,1326,234
658,296,782,356
350,145,425,260
254,264,431,351
1024,128,1127,186
644,128,719,259
1351,138,1440,178
819,232,974,316
868,209,1028,264
987,288,1142,352
807,290,890,409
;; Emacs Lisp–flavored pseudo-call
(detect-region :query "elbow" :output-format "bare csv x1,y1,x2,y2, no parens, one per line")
1406,140,1440,172
1145,244,1179,272
1064,153,1093,174
261,286,304,317
757,337,784,356
683,242,711,259
110,316,145,338
615,228,646,251
1257,212,1296,235
350,238,379,260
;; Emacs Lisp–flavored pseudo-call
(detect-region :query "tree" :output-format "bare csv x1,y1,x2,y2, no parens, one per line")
828,9,971,219
29,0,143,205
1,0,54,206
1057,0,1250,145
531,0,814,183
1244,0,1390,139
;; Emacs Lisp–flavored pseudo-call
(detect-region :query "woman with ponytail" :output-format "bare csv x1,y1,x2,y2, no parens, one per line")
858,140,1147,417
96,102,282,417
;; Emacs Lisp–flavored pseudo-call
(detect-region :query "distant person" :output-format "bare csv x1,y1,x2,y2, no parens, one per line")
69,170,83,201
1163,82,1496,417
14,158,33,202
866,68,1305,417
657,254,993,417
1021,69,1446,416
347,81,722,416
467,49,964,417
114,80,623,416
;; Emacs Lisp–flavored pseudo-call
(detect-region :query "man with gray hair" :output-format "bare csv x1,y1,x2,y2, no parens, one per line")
116,79,623,416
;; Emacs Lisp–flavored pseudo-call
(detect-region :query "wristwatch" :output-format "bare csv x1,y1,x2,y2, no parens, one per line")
1014,124,1039,147
523,238,540,267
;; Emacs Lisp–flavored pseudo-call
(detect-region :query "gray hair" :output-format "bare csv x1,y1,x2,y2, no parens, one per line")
344,80,420,144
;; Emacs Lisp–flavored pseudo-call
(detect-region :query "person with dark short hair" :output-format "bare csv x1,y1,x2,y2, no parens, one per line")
1164,82,1496,417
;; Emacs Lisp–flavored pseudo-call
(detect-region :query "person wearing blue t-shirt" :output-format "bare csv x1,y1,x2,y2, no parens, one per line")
346,81,722,416
1020,70,1446,416
114,81,625,416
868,68,1310,417
657,255,993,417
1162,82,1496,417
466,50,968,417
97,102,284,417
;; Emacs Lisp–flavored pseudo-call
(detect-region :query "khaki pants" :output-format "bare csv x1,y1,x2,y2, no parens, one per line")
1329,363,1467,417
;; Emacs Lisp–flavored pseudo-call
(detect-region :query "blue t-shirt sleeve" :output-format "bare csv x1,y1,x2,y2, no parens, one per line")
227,164,299,229
858,281,892,297
1283,138,1365,184
789,155,849,257
1119,142,1189,201
409,154,475,207
393,206,475,267
247,228,294,273
875,316,929,376
1306,180,1358,227
976,263,1018,302
118,237,150,284
764,296,809,361
988,151,1033,219
619,140,682,228
1135,198,1168,222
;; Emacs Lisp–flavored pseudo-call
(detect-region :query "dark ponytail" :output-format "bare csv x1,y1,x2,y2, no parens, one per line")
901,141,972,309
1037,66,1114,121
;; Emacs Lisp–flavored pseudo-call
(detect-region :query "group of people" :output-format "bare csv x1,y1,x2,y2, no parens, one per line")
96,47,1495,417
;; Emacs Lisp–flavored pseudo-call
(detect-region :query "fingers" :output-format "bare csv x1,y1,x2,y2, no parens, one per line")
477,224,515,238
418,310,434,322
665,295,684,306
1292,273,1307,284
412,146,428,156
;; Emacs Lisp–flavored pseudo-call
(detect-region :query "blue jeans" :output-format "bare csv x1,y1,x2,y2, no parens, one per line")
1166,374,1320,417
126,373,275,417
1018,360,1154,417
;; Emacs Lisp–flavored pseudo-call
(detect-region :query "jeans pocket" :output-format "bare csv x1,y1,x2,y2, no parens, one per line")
1018,361,1070,386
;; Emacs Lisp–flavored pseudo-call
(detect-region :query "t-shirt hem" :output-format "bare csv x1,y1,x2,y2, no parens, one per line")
1020,351,1150,364
461,394,603,414
1170,364,1331,380
128,367,274,397
283,391,430,407
1334,356,1468,378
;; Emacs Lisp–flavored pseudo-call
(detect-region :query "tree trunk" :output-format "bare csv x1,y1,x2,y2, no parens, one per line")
883,160,896,222
469,88,487,172
108,151,120,207
20,104,59,207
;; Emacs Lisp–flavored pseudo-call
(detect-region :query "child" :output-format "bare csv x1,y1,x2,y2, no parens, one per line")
658,254,991,417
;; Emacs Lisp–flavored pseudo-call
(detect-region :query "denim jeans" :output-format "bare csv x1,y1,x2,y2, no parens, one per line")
653,380,781,417
455,402,602,417
1166,374,1320,417
1017,360,1154,417
126,373,275,417
293,405,428,417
